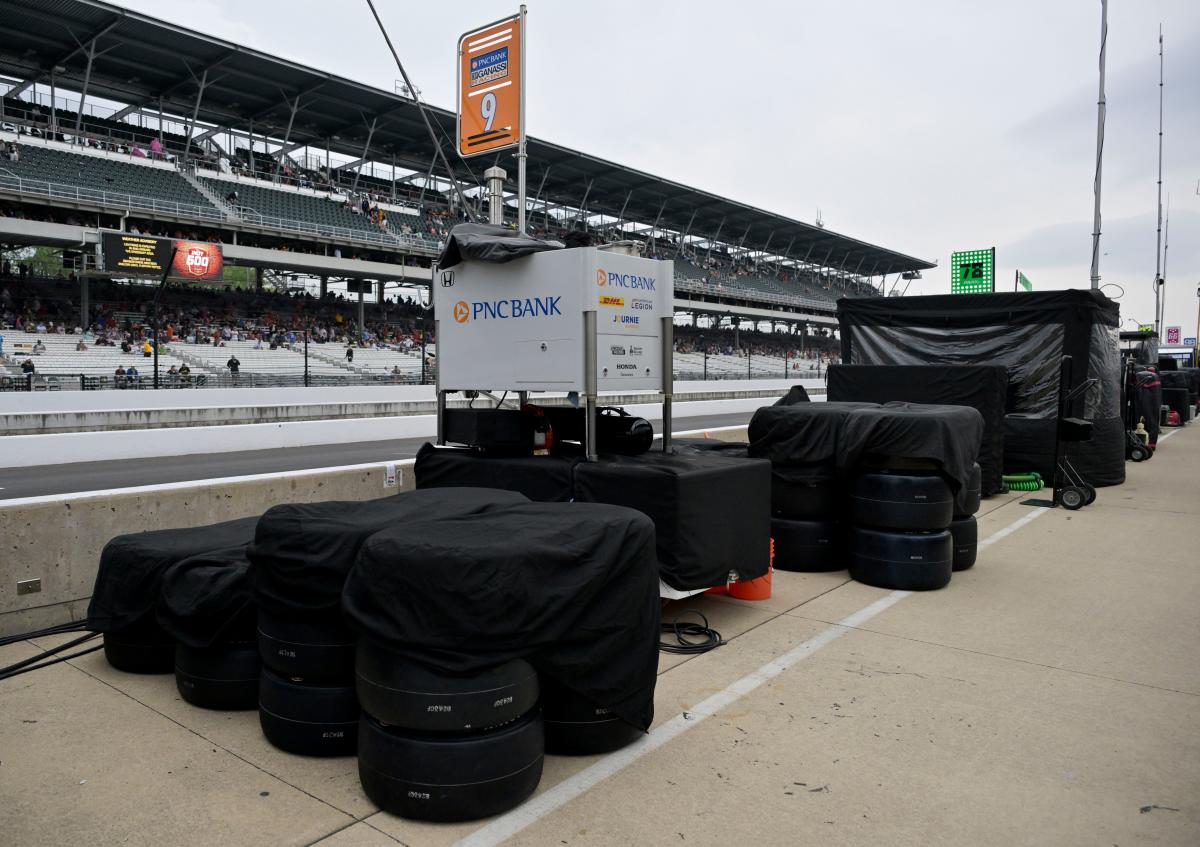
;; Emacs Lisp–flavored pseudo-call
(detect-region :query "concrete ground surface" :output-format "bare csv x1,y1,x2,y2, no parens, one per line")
1,426,1197,846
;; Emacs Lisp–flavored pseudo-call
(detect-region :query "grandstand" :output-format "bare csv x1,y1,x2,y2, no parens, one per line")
0,0,933,391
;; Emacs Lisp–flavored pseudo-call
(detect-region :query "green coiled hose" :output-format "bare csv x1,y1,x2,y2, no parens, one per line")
1003,471,1044,491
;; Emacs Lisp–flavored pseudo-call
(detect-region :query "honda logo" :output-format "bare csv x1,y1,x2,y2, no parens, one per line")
441,270,455,287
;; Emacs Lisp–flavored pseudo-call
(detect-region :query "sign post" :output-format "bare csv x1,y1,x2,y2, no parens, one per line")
458,7,527,232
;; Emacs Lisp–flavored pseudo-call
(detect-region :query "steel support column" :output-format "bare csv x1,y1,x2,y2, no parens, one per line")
674,210,699,257
182,68,210,167
572,180,595,229
272,96,302,181
73,39,99,135
350,117,379,193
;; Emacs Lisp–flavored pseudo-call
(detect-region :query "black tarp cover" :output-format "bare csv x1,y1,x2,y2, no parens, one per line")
415,444,579,502
573,452,772,590
775,386,811,406
826,365,1008,495
249,488,528,618
748,402,880,466
157,547,255,647
436,223,561,269
837,290,1124,486
87,516,260,631
343,502,660,730
837,402,984,493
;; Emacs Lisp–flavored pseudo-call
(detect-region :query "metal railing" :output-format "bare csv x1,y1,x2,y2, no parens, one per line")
0,173,227,222
673,276,837,312
230,204,439,254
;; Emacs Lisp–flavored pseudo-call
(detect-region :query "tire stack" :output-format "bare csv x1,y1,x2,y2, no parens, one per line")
769,463,843,573
355,638,544,822
949,463,982,572
256,613,359,757
539,673,643,756
848,466,956,591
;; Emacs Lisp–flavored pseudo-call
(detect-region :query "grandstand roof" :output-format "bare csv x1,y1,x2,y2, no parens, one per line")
0,0,936,276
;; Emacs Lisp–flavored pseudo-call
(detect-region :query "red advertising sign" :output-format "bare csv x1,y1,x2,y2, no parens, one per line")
171,241,224,281
1165,326,1181,345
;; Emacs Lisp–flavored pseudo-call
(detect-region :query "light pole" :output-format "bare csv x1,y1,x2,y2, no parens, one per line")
1194,283,1199,367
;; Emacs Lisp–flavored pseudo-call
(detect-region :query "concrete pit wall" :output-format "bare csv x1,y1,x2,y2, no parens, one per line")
0,462,415,638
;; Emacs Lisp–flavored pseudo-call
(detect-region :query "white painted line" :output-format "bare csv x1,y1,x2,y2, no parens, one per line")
1157,428,1179,442
456,504,1051,847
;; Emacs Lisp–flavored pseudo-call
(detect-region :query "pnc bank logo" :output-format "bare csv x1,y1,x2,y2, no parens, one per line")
452,297,562,324
596,269,655,291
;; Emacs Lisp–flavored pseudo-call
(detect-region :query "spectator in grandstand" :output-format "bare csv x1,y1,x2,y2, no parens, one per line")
0,331,5,358
21,357,35,374
345,346,354,364
225,189,239,205
32,339,45,354
121,340,132,354
75,339,87,352
178,363,191,380
114,365,126,381
142,339,152,357
149,137,164,159
131,144,146,158
167,365,179,376
226,355,240,375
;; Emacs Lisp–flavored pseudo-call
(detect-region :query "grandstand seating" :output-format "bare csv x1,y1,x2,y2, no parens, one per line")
0,140,216,213
170,339,349,378
1,330,199,379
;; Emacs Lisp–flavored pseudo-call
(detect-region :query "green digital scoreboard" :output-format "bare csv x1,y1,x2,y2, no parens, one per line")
950,247,995,294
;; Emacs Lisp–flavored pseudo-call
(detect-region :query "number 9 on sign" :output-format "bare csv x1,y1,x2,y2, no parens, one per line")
480,92,497,133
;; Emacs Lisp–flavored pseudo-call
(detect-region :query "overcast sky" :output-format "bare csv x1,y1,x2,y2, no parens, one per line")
117,0,1199,336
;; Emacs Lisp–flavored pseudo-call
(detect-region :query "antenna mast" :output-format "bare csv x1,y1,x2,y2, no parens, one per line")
1154,25,1164,333
1089,0,1108,289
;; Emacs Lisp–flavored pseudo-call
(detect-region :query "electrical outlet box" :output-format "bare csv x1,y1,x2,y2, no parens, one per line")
17,578,42,595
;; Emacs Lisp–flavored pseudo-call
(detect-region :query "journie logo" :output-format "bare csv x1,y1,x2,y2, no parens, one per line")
612,314,640,326
596,268,607,287
453,301,470,323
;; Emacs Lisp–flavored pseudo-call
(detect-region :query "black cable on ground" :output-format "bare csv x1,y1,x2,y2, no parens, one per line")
0,631,100,679
0,644,104,682
659,610,725,655
0,620,89,648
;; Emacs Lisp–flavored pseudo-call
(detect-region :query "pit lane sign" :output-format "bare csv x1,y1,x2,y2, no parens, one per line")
457,9,524,158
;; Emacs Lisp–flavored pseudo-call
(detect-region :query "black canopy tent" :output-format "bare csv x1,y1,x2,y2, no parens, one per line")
836,290,1125,486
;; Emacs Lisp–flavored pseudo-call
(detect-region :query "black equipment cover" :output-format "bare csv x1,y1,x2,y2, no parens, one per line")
249,488,528,618
837,402,984,494
826,365,1008,495
748,402,879,466
837,290,1124,486
774,386,811,406
672,439,750,457
87,516,260,632
437,223,561,269
1003,415,1126,484
415,443,579,502
573,452,772,589
1130,369,1162,445
343,502,661,730
157,547,255,647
